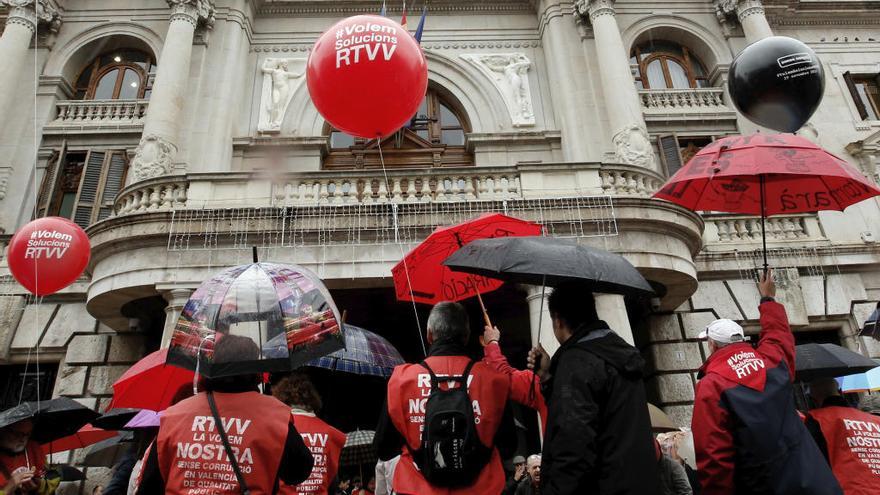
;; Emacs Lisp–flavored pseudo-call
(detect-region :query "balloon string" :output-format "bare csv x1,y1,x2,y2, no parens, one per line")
377,138,427,357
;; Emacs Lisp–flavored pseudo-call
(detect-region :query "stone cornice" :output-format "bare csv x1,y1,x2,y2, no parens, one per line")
256,0,533,16
250,39,542,53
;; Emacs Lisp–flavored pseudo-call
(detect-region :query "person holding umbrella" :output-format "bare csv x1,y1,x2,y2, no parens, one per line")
0,419,60,494
527,281,659,495
690,272,841,494
804,378,880,494
272,373,346,495
137,335,315,494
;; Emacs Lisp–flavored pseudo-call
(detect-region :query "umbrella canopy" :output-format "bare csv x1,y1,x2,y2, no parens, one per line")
653,133,880,215
648,404,677,432
795,343,879,382
42,425,117,454
839,366,880,393
123,409,160,430
0,397,100,445
392,213,542,305
443,236,654,295
108,349,194,411
81,432,134,468
340,429,376,466
295,325,403,377
167,262,344,378
91,408,142,430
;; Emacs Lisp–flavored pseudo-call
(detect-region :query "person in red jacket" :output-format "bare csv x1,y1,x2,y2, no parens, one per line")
373,301,512,495
138,334,314,494
481,325,547,431
273,373,346,495
805,378,880,495
0,419,60,494
691,271,841,495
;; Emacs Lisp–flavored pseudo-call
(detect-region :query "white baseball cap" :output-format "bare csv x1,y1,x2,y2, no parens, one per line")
698,319,745,344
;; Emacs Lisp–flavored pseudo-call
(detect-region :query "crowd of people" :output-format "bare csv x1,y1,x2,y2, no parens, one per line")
1,271,879,494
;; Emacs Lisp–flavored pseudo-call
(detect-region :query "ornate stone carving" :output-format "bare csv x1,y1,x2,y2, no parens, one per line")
575,0,616,23
0,167,11,200
167,0,215,28
714,0,764,25
1,0,61,32
612,124,655,169
461,53,535,127
131,135,177,182
258,58,306,133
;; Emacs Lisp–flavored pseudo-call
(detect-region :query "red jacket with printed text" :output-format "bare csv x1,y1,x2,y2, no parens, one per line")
279,412,346,495
692,301,842,495
385,355,510,495
482,342,547,431
807,405,880,495
157,391,292,495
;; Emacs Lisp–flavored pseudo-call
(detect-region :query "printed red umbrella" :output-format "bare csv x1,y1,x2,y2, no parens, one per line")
107,348,194,412
653,133,880,270
392,213,542,324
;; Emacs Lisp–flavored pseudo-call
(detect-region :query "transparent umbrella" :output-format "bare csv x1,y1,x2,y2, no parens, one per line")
166,262,345,378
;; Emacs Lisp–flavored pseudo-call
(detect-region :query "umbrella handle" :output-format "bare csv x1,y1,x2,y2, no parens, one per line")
475,291,492,329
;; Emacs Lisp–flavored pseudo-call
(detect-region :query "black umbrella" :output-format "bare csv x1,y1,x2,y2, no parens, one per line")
55,465,85,481
442,236,654,295
82,431,134,467
795,343,879,382
91,408,141,430
0,397,100,444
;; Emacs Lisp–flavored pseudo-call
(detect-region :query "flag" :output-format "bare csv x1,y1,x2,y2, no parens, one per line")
401,1,408,30
414,5,427,44
380,0,386,16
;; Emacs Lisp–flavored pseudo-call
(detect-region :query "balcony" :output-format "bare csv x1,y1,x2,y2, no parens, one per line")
639,88,737,130
702,213,826,248
43,99,148,134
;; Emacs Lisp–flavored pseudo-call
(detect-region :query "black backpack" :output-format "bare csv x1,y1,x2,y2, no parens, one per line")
410,359,492,487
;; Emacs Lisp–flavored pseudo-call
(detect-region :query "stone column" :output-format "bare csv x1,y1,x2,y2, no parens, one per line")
594,293,634,345
130,0,214,183
0,1,59,135
715,0,773,44
536,0,594,162
577,0,655,171
524,285,559,356
160,288,194,348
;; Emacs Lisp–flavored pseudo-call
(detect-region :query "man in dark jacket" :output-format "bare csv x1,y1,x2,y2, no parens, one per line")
528,281,658,495
691,271,841,495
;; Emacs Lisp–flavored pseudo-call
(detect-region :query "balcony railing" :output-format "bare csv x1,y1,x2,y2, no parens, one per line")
639,88,736,123
47,100,148,130
703,214,826,245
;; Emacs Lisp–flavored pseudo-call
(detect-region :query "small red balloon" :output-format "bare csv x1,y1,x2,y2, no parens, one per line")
8,217,90,296
307,15,428,139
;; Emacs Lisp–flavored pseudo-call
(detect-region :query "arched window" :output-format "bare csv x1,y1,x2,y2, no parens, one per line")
73,49,156,100
630,41,708,90
324,87,473,169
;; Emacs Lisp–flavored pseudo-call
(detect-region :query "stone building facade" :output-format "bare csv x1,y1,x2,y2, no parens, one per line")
0,0,879,489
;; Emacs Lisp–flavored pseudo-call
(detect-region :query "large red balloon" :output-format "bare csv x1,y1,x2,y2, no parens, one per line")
8,217,90,296
307,15,428,139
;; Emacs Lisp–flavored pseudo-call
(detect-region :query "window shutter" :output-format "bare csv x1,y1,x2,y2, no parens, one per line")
37,141,66,218
96,152,128,221
658,134,683,176
843,71,869,120
72,151,105,228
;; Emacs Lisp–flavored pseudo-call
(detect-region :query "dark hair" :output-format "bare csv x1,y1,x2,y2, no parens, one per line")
427,301,470,345
547,281,598,330
272,373,322,413
203,334,262,392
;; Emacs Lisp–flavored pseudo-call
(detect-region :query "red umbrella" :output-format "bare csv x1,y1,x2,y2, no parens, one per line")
653,133,880,269
42,425,117,454
107,348,194,411
392,213,542,324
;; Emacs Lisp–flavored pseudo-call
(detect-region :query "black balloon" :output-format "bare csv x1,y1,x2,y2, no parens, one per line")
728,36,825,133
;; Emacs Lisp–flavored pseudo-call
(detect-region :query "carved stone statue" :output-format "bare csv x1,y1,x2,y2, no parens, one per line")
131,134,176,182
461,53,536,127
612,124,655,169
258,58,306,133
